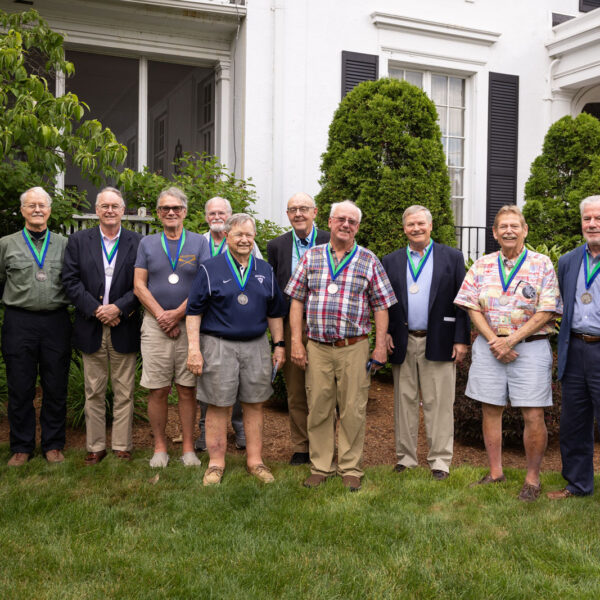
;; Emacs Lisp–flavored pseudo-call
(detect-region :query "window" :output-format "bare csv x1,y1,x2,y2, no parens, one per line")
389,68,466,226
152,113,167,175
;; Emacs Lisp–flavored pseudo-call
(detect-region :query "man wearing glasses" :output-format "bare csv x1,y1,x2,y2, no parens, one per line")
1,187,70,466
286,200,396,491
62,187,142,465
134,187,210,467
267,192,329,465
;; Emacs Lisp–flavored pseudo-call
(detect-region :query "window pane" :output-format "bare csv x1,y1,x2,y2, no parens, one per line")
449,77,465,107
388,67,404,80
447,138,463,167
448,108,464,137
449,168,463,197
148,60,215,178
451,197,463,227
431,75,447,105
436,105,448,136
405,70,423,88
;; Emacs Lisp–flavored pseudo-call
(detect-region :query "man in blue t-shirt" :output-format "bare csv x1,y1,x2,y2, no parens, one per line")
186,214,287,485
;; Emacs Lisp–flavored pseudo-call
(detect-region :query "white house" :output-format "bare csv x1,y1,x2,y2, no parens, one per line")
3,0,600,254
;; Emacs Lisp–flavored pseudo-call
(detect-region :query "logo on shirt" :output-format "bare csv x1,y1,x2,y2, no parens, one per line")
255,274,265,285
223,278,232,284
178,255,196,266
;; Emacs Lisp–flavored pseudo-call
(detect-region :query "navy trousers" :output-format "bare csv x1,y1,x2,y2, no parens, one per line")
1,306,71,454
560,335,600,495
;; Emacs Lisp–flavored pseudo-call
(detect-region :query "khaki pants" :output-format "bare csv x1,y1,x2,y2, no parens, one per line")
392,334,456,473
82,325,137,452
283,318,309,453
305,338,370,477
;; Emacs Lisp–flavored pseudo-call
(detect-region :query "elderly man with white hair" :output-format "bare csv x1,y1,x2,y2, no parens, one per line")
1,187,70,466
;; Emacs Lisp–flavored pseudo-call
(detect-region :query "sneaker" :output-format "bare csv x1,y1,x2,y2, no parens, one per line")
247,463,274,483
235,438,246,450
203,465,224,486
393,463,408,474
45,449,64,463
8,452,30,467
180,452,201,467
194,436,206,452
518,481,541,502
149,452,169,468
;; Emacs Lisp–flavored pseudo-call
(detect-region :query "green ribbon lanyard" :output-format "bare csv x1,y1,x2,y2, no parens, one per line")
161,229,186,272
225,248,253,291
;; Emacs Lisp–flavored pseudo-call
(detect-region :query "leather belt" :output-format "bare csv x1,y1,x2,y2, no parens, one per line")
496,334,548,343
409,330,427,338
317,335,368,347
572,332,600,343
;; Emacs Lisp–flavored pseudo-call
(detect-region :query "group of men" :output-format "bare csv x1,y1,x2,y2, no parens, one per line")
1,185,599,500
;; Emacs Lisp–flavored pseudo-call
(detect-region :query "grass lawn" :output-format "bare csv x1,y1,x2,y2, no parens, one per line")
1,447,599,600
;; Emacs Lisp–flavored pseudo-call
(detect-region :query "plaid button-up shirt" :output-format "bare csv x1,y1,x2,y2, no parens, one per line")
285,243,397,342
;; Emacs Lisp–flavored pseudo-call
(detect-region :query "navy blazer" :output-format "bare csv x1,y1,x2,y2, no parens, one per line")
382,242,470,363
557,244,585,381
62,226,142,355
267,228,330,306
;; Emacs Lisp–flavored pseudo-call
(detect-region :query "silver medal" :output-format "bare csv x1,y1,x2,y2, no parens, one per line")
35,270,47,282
105,266,114,277
409,283,419,294
237,293,249,305
581,292,593,305
498,295,509,306
168,273,179,284
327,283,339,294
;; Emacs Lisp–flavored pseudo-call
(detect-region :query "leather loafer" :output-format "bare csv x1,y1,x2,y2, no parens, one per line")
247,463,275,483
518,481,541,502
45,449,65,463
342,475,362,492
432,469,449,481
290,452,310,466
469,473,506,487
112,450,131,461
8,452,31,467
547,488,576,500
85,450,107,466
303,473,329,488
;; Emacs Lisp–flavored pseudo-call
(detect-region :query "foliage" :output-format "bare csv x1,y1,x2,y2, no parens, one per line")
1,456,600,598
315,78,455,257
118,153,284,254
0,9,126,233
523,113,600,251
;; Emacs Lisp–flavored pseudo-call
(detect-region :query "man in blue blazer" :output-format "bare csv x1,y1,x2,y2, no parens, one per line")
382,205,469,480
548,195,600,499
62,187,142,465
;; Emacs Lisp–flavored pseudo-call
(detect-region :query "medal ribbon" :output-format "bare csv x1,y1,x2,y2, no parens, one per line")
326,242,358,282
293,225,317,260
584,245,600,290
225,248,253,291
209,236,226,258
161,229,186,272
22,229,50,269
101,236,119,265
498,248,527,293
406,240,433,282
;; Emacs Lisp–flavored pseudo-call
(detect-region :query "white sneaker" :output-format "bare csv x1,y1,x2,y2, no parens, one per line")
180,452,202,467
149,452,169,468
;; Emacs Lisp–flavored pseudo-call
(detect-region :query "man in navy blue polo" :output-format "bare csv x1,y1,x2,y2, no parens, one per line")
186,214,287,485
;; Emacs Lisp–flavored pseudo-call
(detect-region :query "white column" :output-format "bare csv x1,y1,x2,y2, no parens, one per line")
55,71,66,190
215,60,231,168
138,57,148,171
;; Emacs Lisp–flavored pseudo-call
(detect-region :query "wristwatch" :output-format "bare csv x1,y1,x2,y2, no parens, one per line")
272,340,286,349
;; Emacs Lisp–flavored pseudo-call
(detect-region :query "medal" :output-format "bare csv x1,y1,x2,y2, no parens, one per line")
327,283,338,294
583,246,600,299
161,229,186,285
35,270,47,282
22,229,50,275
409,283,419,294
225,248,253,302
101,233,119,275
581,292,593,304
326,242,358,295
498,295,509,306
237,293,249,305
168,273,179,284
407,241,433,294
105,266,114,277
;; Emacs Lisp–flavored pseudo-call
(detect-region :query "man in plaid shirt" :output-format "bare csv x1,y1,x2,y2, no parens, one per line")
286,200,396,491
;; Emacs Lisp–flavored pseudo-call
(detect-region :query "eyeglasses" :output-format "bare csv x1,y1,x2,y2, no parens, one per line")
23,203,49,211
331,216,359,227
158,205,184,215
98,204,123,212
287,206,314,215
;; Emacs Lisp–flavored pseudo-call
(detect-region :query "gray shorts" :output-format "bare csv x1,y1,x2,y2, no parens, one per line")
466,334,553,408
196,333,273,407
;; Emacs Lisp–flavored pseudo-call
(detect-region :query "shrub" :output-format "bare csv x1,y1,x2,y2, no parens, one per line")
315,78,455,257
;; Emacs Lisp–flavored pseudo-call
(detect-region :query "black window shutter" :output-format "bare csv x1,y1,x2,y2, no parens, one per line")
341,51,378,98
486,72,519,253
580,0,600,13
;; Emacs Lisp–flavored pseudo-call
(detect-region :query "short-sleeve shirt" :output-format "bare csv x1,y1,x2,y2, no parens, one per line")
135,230,210,310
285,243,397,342
454,250,562,336
186,253,286,340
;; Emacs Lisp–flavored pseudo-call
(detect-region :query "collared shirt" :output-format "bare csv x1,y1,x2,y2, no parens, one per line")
202,231,263,260
100,226,121,306
291,225,316,275
285,243,397,342
454,249,562,336
0,229,69,311
406,245,433,330
186,253,286,339
572,247,600,335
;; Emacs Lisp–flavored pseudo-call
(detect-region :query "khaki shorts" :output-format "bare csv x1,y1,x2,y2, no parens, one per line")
196,333,273,407
140,312,196,389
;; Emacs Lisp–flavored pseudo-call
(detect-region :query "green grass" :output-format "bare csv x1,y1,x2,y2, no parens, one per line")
1,447,599,599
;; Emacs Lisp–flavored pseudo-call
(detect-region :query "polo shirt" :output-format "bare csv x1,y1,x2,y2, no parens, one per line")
186,253,287,340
